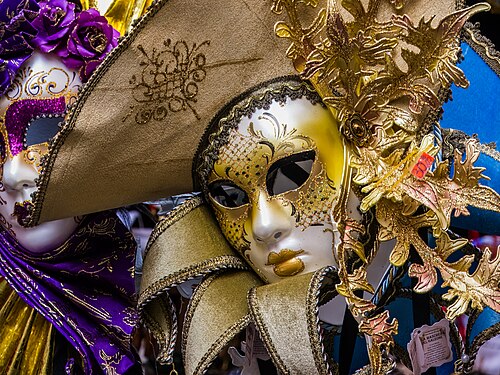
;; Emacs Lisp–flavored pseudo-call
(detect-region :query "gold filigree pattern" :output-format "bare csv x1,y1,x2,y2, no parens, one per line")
124,39,210,124
2,65,79,107
271,0,497,373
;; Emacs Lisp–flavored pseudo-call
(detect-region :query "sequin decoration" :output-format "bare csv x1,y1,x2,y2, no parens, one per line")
3,96,66,156
124,39,210,124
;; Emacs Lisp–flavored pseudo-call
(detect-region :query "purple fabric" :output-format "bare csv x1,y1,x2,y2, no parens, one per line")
0,212,138,374
31,0,77,54
57,8,119,81
0,0,40,96
4,96,66,156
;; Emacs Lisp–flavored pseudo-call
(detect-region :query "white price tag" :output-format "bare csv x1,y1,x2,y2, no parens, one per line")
407,319,453,375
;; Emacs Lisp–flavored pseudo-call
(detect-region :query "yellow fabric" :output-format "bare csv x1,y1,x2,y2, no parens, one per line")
248,270,330,375
139,198,254,366
139,198,247,307
0,279,53,375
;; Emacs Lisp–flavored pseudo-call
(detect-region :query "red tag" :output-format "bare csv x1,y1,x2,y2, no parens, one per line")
411,152,434,179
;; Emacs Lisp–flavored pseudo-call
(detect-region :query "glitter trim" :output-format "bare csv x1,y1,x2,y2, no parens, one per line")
462,23,500,78
478,142,500,163
3,96,66,157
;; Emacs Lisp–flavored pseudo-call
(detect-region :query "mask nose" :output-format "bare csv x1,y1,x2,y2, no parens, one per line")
2,154,38,201
251,191,292,244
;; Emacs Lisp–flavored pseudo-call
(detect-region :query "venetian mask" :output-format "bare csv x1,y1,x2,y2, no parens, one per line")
0,52,80,252
207,94,345,283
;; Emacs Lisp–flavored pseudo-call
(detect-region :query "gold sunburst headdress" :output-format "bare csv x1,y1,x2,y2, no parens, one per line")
272,0,499,373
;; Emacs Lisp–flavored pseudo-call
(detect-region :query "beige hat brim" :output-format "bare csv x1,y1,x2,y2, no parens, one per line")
29,0,295,224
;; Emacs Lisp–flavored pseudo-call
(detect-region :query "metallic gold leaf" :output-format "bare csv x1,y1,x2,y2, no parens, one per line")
359,310,398,346
275,21,294,38
408,261,438,293
348,268,375,293
389,237,410,267
435,232,468,259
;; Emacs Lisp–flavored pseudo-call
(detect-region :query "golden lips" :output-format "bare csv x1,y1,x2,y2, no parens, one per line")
266,249,305,277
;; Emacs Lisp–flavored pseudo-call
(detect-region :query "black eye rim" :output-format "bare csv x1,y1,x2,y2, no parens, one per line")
208,180,249,209
266,149,316,196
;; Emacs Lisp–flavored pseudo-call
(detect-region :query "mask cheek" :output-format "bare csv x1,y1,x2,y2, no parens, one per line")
287,163,338,230
210,202,250,254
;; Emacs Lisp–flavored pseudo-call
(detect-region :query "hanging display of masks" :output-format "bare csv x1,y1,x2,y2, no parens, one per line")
12,0,500,374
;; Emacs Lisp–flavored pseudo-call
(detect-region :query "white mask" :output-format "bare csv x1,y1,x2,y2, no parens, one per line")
207,97,345,283
0,52,81,253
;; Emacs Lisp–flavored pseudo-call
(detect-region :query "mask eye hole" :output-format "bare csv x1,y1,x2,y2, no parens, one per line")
208,181,249,208
266,150,315,196
25,116,63,147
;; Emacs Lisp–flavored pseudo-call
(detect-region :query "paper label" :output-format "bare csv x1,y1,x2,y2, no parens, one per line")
229,324,269,375
407,319,453,375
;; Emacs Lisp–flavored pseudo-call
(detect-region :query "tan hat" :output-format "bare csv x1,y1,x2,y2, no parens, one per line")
27,0,297,225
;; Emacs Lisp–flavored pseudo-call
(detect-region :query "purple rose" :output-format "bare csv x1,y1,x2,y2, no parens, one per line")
60,8,119,82
0,0,39,95
31,0,77,54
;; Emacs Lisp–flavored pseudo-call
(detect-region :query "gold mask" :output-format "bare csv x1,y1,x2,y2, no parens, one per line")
205,84,344,283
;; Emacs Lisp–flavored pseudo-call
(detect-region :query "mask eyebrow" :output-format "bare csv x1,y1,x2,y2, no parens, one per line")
4,96,66,156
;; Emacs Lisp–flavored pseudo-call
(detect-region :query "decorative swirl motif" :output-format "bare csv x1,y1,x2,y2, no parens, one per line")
5,66,76,101
125,39,210,124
